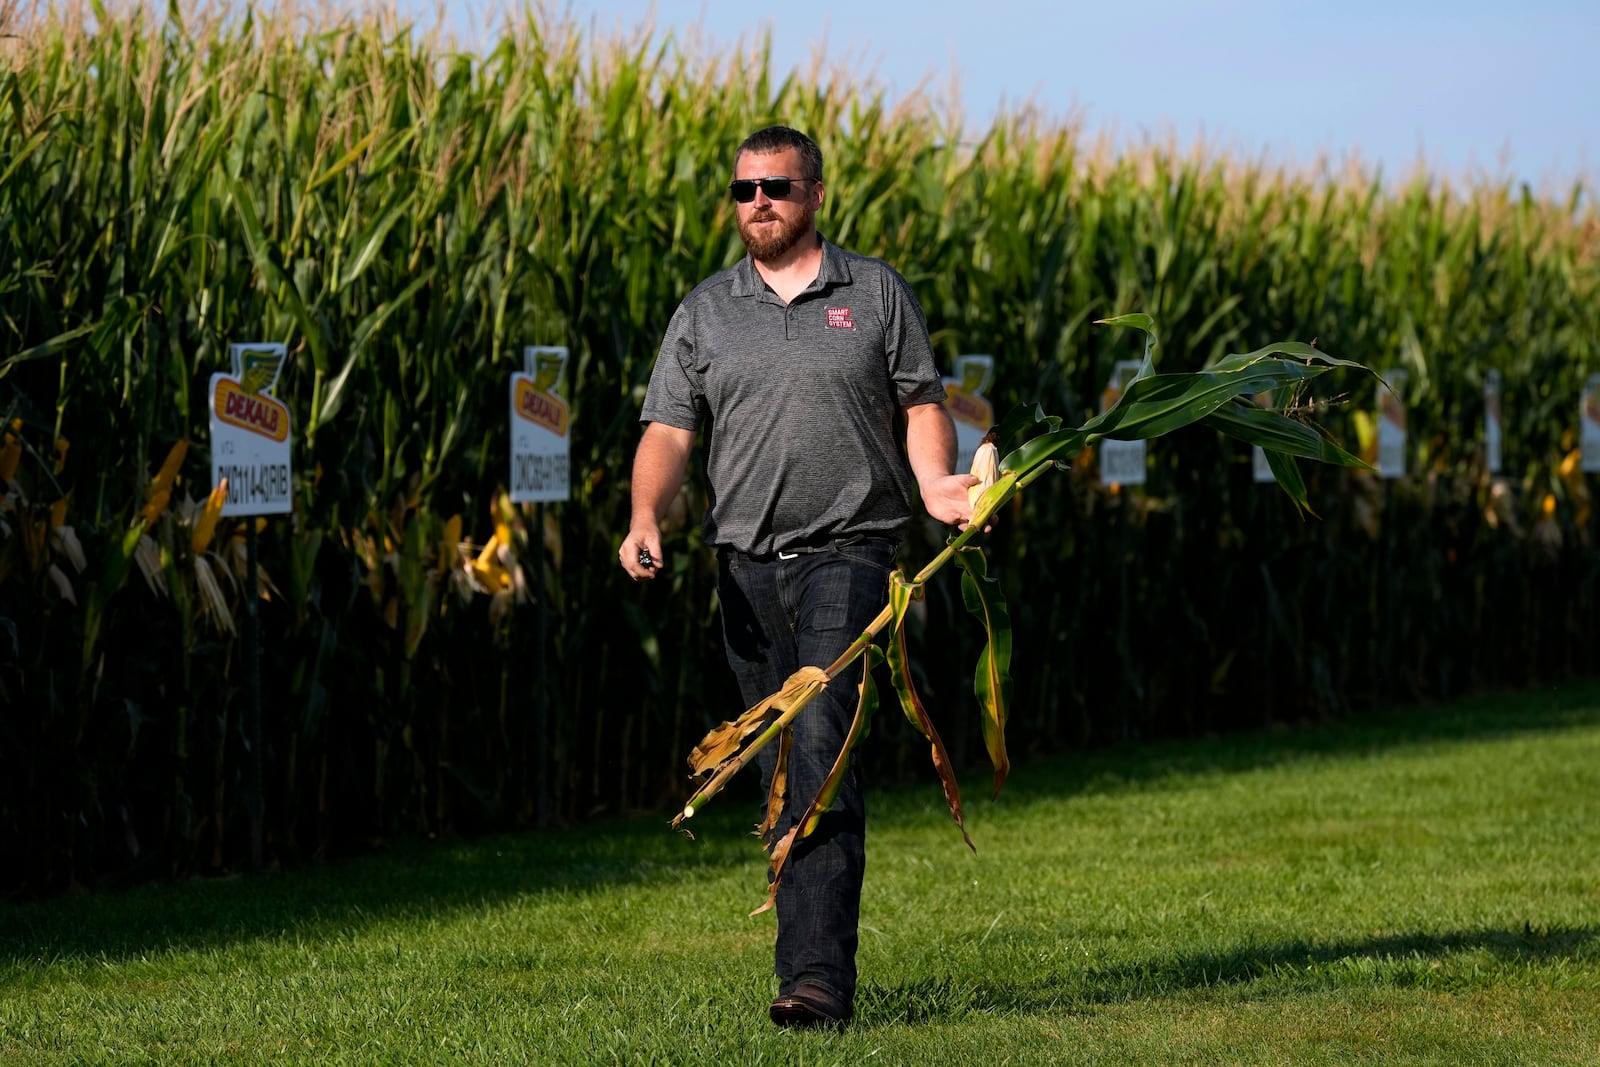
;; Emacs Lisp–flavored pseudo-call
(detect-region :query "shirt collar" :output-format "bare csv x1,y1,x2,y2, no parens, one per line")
731,235,853,297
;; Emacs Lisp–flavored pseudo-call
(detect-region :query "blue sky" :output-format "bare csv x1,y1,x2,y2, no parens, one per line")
430,1,1596,190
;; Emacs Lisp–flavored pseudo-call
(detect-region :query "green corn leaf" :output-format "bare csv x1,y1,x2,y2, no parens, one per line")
1262,447,1312,516
1,324,96,373
1000,320,1375,488
885,571,975,851
1098,312,1159,380
1205,339,1367,374
1199,397,1368,468
338,198,412,291
317,268,436,429
992,402,1061,450
1079,363,1344,442
1096,311,1155,334
81,524,147,675
1209,396,1367,493
999,426,1090,482
0,125,53,192
229,175,329,375
1199,396,1373,516
307,126,381,194
956,545,1012,798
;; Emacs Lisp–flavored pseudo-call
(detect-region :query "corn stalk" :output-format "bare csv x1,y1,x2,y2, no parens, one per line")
1,0,1593,891
673,315,1376,907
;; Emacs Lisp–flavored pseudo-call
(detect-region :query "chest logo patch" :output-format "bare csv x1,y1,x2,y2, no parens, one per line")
826,307,855,330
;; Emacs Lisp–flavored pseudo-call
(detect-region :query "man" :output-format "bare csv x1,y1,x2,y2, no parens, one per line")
618,125,976,1029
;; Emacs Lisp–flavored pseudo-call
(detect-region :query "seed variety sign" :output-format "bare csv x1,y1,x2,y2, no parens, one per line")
510,346,571,503
1099,360,1147,487
1484,369,1503,474
209,343,293,516
1378,370,1407,479
1252,389,1278,484
942,354,996,474
1582,374,1600,474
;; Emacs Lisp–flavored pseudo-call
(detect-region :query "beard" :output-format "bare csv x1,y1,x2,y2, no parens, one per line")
738,203,814,262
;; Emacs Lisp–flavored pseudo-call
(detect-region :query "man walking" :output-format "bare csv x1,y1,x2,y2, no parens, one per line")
618,125,976,1029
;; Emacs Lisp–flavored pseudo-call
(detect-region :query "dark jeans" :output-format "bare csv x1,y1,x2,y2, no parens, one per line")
717,536,898,1006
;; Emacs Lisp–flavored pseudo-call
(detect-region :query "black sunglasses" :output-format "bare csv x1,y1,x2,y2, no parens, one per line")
728,176,816,203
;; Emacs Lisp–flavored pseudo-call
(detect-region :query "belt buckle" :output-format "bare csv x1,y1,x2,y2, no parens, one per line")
777,549,800,561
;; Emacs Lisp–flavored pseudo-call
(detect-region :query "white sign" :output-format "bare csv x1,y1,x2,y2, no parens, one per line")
1099,359,1146,487
1582,374,1600,474
1251,389,1277,484
209,343,293,516
510,345,571,503
1484,370,1502,475
942,353,996,474
1377,370,1407,480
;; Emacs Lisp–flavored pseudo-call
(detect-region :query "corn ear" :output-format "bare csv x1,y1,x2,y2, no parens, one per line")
191,479,228,555
138,439,188,528
440,514,462,573
0,420,21,482
967,432,999,508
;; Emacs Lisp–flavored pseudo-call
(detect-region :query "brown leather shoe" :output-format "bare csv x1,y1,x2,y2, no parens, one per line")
769,984,851,1030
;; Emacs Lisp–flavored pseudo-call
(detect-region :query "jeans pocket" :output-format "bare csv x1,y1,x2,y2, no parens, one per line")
832,537,898,572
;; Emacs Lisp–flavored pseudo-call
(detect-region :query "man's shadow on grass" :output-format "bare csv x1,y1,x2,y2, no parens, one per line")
859,924,1600,1024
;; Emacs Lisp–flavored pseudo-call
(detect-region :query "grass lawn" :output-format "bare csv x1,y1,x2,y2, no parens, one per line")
4,683,1600,1065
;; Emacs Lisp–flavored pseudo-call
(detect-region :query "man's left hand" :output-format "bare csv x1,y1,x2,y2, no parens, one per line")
921,473,980,528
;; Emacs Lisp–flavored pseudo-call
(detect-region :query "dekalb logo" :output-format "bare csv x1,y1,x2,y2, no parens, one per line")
826,307,855,330
215,378,290,442
944,387,990,426
514,379,569,435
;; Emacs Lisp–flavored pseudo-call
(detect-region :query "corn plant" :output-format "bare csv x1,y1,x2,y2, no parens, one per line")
671,316,1375,911
1,0,1595,893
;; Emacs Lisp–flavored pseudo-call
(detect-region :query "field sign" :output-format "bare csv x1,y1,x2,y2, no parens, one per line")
1251,389,1277,483
1582,374,1600,474
942,353,996,474
510,345,571,503
209,342,292,516
1484,370,1503,474
1377,370,1407,479
1099,359,1146,487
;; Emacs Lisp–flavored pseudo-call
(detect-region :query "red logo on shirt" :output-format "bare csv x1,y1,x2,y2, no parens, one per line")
826,307,855,330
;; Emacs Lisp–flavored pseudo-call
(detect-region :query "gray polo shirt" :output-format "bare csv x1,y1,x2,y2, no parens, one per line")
641,237,948,556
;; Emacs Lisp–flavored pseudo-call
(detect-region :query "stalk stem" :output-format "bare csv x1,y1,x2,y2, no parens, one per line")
677,485,1027,823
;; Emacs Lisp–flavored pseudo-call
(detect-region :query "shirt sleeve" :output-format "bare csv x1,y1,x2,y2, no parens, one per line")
882,265,949,408
639,300,705,430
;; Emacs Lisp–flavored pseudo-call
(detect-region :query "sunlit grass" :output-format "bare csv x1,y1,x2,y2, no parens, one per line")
4,683,1599,1064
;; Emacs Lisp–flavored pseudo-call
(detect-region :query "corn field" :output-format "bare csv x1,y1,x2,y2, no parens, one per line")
1,1,1596,895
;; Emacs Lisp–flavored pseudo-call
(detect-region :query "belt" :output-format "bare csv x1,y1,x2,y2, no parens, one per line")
731,533,892,564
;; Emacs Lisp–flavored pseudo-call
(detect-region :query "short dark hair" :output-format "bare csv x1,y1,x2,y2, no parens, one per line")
735,126,823,182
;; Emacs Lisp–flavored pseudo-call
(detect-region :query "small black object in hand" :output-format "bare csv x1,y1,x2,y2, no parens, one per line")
637,548,655,568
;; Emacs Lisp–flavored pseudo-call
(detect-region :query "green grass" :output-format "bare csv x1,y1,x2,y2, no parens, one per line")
4,684,1600,1065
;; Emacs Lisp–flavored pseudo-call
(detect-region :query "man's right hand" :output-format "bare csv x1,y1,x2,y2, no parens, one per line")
619,527,664,581
622,422,695,582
